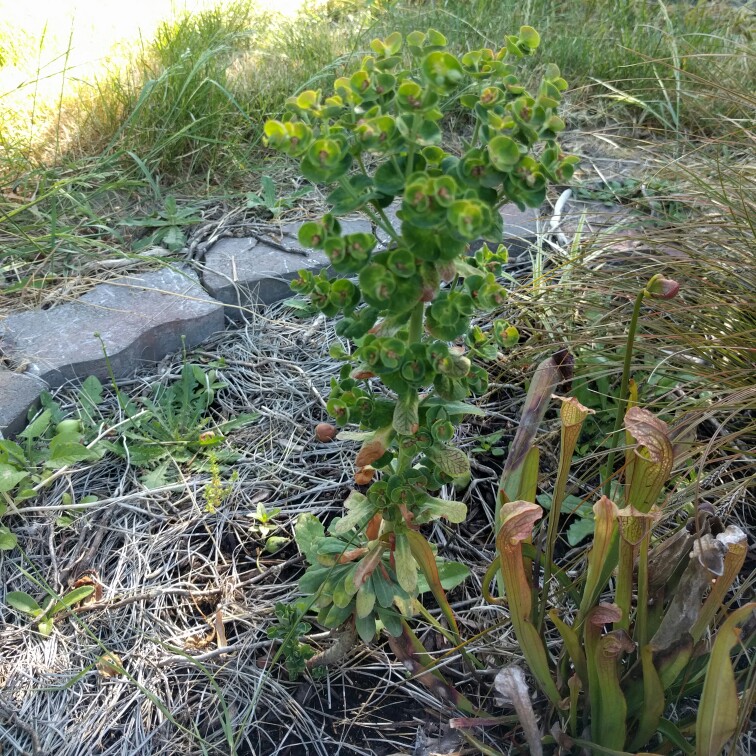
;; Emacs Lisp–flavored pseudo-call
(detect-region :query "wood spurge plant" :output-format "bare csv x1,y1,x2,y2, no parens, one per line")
263,27,574,648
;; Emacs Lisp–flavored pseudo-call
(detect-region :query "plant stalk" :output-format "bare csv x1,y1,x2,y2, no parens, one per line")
635,532,651,648
408,300,424,344
603,288,645,496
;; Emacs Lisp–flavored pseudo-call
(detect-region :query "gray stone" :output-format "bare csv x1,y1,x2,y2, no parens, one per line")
557,200,633,237
0,267,224,388
202,219,371,318
0,370,48,438
498,204,542,254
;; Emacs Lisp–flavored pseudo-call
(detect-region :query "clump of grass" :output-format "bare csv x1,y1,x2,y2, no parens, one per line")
1,0,753,315
68,2,263,179
503,133,755,534
370,0,754,135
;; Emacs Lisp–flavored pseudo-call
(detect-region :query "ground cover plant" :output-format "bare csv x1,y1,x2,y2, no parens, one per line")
0,1,754,754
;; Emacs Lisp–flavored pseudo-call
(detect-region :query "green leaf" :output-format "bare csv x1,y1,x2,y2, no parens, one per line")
422,51,464,93
6,591,43,617
261,175,276,207
336,430,375,442
282,297,317,316
0,439,28,466
393,392,419,435
374,160,405,196
657,719,695,755
295,514,326,564
162,226,186,251
19,409,52,441
356,583,376,619
416,494,467,524
218,412,261,433
566,516,596,547
417,560,470,593
0,464,28,493
488,135,520,170
327,175,376,214
38,617,54,636
376,606,402,637
264,536,289,553
519,25,541,50
48,585,95,616
372,571,396,609
140,461,172,489
426,444,470,478
299,565,330,595
537,492,590,517
697,603,756,755
78,376,103,419
394,531,417,594
332,575,354,609
355,613,377,643
45,442,96,468
129,446,168,466
332,491,375,535
0,526,18,551
421,398,484,417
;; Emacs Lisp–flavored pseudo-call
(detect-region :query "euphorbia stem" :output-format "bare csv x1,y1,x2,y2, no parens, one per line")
409,301,424,346
602,288,645,497
395,301,425,479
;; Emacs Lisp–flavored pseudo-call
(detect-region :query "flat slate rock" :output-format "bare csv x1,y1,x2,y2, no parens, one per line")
0,370,48,438
202,220,371,318
558,199,634,237
0,267,224,388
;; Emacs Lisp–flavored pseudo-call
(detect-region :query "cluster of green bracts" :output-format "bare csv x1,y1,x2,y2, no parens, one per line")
264,27,571,643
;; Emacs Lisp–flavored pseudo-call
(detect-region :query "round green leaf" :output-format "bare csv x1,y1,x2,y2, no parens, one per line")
488,135,521,170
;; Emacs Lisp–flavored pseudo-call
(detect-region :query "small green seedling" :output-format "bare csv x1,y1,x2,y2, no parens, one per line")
246,175,312,218
249,502,282,539
102,364,259,487
249,502,289,553
0,387,106,548
471,429,506,457
6,585,95,636
266,602,317,680
122,195,203,251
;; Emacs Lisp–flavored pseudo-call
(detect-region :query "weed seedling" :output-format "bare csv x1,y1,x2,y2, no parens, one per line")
6,585,95,636
121,195,203,251
245,175,312,218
